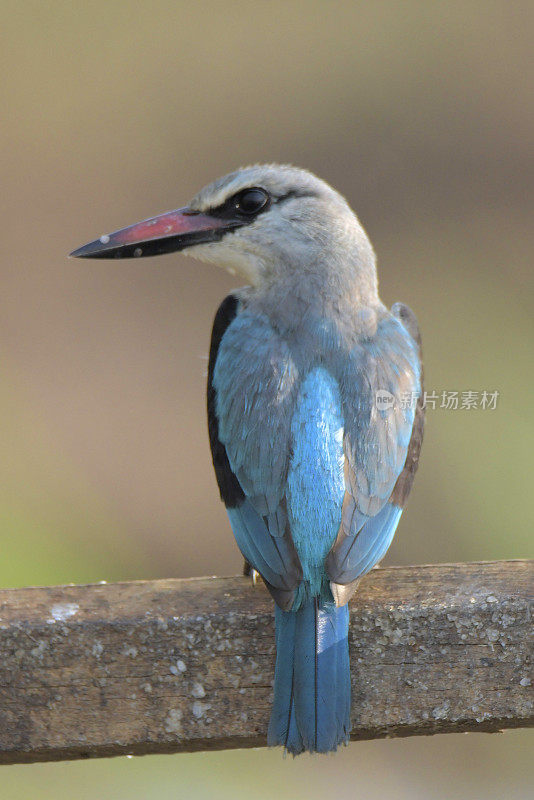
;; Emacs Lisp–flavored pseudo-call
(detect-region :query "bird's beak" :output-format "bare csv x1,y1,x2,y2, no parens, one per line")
69,207,242,259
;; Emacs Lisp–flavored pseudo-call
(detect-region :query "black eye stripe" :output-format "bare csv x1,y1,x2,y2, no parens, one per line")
208,187,269,220
207,187,318,221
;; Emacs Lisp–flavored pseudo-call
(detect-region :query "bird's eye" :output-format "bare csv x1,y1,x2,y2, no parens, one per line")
235,188,269,215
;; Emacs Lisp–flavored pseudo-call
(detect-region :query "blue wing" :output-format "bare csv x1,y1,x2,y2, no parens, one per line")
208,294,302,609
326,303,424,589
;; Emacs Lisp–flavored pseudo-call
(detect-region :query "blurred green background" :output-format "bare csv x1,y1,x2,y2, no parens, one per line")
1,1,532,797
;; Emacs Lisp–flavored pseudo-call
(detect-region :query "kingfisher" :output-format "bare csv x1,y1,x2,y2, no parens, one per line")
71,164,424,755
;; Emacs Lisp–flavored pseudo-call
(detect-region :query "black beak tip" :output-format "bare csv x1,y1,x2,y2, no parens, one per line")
69,246,86,258
69,238,118,259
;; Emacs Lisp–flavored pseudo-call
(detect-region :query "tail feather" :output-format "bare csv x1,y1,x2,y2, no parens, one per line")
268,599,351,754
267,608,303,752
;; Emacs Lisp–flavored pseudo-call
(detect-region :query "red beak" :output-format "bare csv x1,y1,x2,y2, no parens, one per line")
69,206,243,259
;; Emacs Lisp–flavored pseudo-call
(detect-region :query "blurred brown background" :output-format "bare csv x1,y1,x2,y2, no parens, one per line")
1,1,532,797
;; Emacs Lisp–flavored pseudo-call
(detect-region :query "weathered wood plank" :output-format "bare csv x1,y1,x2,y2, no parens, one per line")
0,560,531,764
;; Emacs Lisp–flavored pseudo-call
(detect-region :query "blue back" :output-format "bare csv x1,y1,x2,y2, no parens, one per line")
286,367,345,600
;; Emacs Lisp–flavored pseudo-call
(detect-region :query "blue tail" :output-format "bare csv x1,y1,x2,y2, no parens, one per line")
267,599,351,754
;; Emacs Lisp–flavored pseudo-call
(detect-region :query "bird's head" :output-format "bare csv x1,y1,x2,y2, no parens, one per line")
71,164,377,297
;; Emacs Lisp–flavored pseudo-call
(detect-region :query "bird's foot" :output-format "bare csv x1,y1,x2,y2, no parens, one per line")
243,560,260,586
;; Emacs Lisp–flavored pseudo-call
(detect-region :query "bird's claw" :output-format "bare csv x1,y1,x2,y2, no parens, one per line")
250,568,260,586
243,560,260,586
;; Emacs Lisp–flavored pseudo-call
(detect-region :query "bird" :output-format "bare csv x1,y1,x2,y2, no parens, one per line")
70,164,425,755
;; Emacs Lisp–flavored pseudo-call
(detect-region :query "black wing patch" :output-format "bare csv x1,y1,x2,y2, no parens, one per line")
207,294,245,508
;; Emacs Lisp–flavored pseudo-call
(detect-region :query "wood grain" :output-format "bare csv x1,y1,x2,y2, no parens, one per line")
0,560,532,764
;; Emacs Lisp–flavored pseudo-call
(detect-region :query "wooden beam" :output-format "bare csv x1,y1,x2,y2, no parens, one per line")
0,560,531,764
